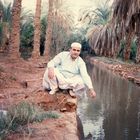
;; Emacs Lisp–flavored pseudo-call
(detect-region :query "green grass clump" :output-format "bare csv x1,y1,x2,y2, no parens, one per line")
0,101,60,139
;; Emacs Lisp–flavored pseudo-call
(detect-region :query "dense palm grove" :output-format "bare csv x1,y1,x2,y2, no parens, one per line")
0,0,140,63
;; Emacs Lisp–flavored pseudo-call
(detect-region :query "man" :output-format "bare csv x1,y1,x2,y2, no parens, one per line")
43,42,96,98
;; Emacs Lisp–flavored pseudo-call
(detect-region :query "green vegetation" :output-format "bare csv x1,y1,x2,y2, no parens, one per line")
0,1,12,50
0,101,60,139
0,0,139,62
118,38,137,61
130,38,137,61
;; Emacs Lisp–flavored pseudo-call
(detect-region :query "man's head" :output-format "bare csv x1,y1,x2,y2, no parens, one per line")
70,42,82,59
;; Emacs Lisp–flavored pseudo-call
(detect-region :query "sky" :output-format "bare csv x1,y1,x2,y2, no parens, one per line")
2,0,112,23
3,0,104,13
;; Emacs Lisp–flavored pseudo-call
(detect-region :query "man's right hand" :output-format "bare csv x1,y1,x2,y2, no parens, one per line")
88,88,96,99
48,67,55,79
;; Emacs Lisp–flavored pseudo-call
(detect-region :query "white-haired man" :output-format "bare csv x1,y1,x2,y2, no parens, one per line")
43,42,96,98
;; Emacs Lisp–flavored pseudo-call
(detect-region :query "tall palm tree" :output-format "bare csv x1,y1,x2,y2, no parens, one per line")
112,0,140,61
44,0,53,61
51,0,74,54
86,0,140,62
0,1,12,52
44,0,74,60
9,0,22,59
83,2,112,57
32,0,42,58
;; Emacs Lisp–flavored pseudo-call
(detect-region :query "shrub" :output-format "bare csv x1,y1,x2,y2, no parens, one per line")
0,101,60,139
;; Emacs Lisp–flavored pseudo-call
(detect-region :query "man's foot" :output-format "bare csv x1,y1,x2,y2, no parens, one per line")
49,89,58,95
69,90,76,98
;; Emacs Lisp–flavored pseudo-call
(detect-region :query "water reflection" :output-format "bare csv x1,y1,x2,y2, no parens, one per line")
77,63,140,140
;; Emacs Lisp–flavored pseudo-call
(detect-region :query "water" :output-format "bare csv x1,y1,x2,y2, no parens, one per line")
77,63,140,140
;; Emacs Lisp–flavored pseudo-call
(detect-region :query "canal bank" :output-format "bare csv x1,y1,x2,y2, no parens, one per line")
89,57,140,87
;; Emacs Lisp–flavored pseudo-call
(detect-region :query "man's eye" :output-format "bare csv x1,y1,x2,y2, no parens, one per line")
73,49,80,52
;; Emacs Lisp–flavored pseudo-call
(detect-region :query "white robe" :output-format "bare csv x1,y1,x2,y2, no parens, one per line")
42,51,93,92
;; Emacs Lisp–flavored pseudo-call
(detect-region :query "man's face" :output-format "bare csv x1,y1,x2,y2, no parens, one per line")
70,47,81,59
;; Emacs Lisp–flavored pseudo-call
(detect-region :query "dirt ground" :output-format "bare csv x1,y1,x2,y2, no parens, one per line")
0,55,80,140
0,55,140,140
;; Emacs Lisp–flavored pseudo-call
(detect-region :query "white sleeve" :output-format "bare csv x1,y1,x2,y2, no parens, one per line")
47,52,62,68
79,61,93,89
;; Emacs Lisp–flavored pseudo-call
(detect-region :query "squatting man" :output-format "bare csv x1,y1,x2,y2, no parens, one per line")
42,42,96,98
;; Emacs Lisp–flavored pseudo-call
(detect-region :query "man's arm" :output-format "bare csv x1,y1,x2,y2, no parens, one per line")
79,61,96,98
47,52,62,68
48,67,55,79
47,52,62,79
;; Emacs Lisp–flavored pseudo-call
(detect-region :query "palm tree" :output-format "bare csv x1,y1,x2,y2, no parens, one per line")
0,1,12,52
79,2,111,30
51,0,74,54
111,0,140,61
83,2,112,57
85,0,140,62
44,0,74,60
135,18,140,63
9,0,22,59
44,0,53,61
32,0,42,58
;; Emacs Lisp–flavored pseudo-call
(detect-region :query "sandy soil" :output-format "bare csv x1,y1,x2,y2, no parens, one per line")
0,56,80,140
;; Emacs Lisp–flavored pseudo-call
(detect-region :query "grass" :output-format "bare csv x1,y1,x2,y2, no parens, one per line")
0,101,60,139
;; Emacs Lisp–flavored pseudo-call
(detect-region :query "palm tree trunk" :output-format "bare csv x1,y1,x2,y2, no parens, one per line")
136,36,140,63
123,28,133,60
9,0,22,59
32,0,42,58
0,22,9,53
44,0,53,61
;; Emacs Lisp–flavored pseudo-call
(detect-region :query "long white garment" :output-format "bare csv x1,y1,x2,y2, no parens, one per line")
43,68,85,92
42,51,93,91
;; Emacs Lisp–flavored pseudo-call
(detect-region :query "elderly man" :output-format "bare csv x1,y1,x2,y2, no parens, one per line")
43,42,96,98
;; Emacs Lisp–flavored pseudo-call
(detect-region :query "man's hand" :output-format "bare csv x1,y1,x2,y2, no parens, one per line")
48,67,55,79
88,88,96,98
